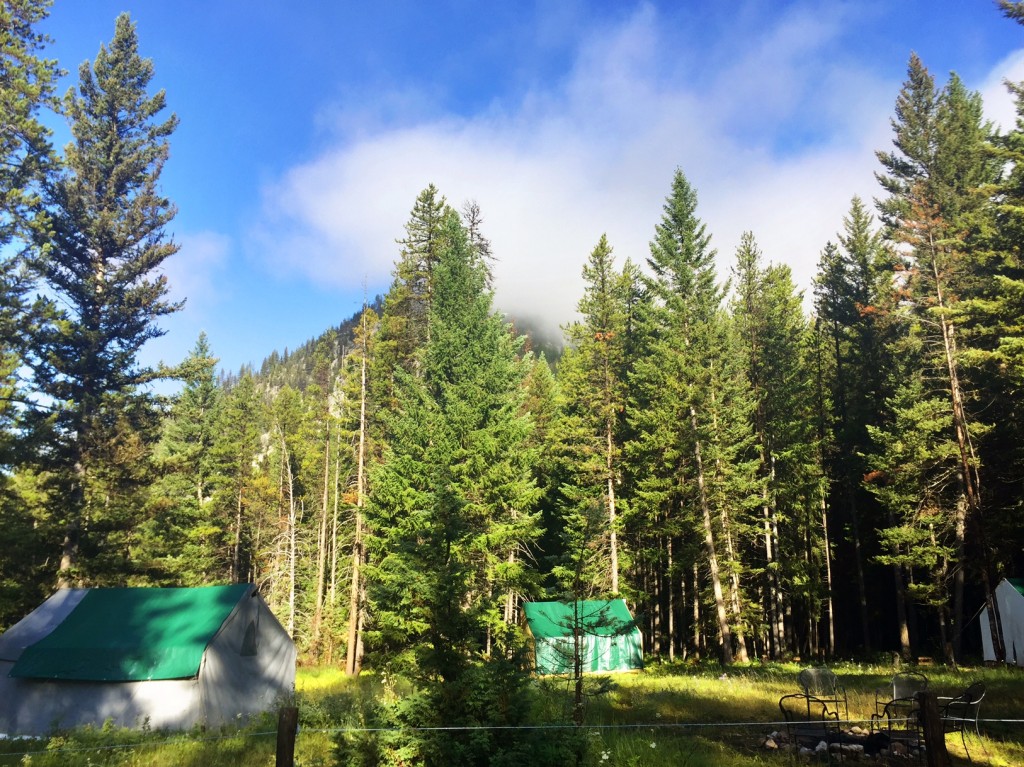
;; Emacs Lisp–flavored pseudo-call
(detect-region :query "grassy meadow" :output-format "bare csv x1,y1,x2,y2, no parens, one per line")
2,662,1023,766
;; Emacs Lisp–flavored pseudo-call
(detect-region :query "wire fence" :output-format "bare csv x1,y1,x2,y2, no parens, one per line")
3,716,1024,760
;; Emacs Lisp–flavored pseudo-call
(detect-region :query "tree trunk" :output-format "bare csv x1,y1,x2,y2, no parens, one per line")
691,405,733,664
232,485,244,583
929,238,980,662
330,453,340,605
819,490,836,656
280,436,296,638
606,420,619,594
58,458,87,586
346,336,369,676
667,535,675,662
311,431,331,659
846,488,872,652
692,562,702,659
887,506,912,660
721,506,748,662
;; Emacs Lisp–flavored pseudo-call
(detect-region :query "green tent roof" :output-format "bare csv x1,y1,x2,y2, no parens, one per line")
523,600,638,639
523,600,642,674
10,584,250,681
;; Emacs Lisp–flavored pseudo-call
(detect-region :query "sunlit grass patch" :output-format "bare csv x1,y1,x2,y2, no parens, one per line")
1,661,1023,765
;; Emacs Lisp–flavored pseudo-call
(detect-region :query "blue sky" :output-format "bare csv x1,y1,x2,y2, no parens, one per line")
37,1,1024,379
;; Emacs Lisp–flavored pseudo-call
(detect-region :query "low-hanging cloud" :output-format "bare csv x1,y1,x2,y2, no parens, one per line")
252,2,1024,335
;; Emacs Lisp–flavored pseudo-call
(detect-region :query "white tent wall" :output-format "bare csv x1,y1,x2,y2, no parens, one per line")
981,606,996,663
995,579,1024,666
198,590,296,726
0,673,199,735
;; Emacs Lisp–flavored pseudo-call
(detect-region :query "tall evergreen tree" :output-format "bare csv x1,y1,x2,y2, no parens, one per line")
374,184,448,389
22,13,180,584
732,233,826,658
957,76,1024,578
139,334,222,584
557,235,631,596
873,54,998,659
951,8,1024,582
341,306,377,675
365,205,540,683
359,203,554,763
0,0,58,260
0,0,60,621
629,169,757,663
160,334,220,506
813,198,896,654
210,373,266,585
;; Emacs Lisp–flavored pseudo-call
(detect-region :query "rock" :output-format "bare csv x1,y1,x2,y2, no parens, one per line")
849,725,866,735
763,738,778,750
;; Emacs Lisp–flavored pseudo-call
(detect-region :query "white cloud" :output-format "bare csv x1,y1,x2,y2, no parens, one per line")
252,3,1024,336
980,49,1024,132
163,230,232,316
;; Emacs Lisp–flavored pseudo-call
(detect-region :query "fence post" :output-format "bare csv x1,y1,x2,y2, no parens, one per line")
917,691,949,767
276,705,299,767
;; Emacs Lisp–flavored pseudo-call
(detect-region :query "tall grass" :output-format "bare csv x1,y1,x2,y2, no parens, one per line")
1,662,1023,765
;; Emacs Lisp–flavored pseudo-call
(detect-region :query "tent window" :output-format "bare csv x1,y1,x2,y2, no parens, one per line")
241,620,259,656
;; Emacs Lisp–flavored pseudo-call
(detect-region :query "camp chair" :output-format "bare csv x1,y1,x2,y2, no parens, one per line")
797,667,848,721
872,670,928,726
939,681,986,762
870,693,923,757
779,692,842,761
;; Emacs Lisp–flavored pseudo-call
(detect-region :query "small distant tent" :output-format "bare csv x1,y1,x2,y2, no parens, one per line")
0,584,295,735
981,578,1024,665
523,599,642,675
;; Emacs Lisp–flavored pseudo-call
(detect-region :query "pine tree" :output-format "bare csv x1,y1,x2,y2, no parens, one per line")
21,13,180,584
629,169,757,663
139,334,222,584
210,373,266,584
557,235,631,596
873,54,998,659
521,353,564,593
365,205,540,683
865,326,963,660
813,198,897,654
161,334,220,506
946,12,1024,629
732,233,826,657
374,184,448,390
295,332,346,661
0,0,59,619
0,0,58,257
341,306,377,675
269,385,304,637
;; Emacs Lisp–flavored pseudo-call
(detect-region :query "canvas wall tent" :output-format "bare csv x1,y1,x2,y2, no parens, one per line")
981,578,1024,665
0,583,295,735
523,599,643,675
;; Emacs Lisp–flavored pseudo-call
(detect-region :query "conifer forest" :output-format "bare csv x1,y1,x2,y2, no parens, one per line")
4,1,1024,686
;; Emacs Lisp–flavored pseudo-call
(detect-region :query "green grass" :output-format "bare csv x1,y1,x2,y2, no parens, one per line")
1,662,1023,765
